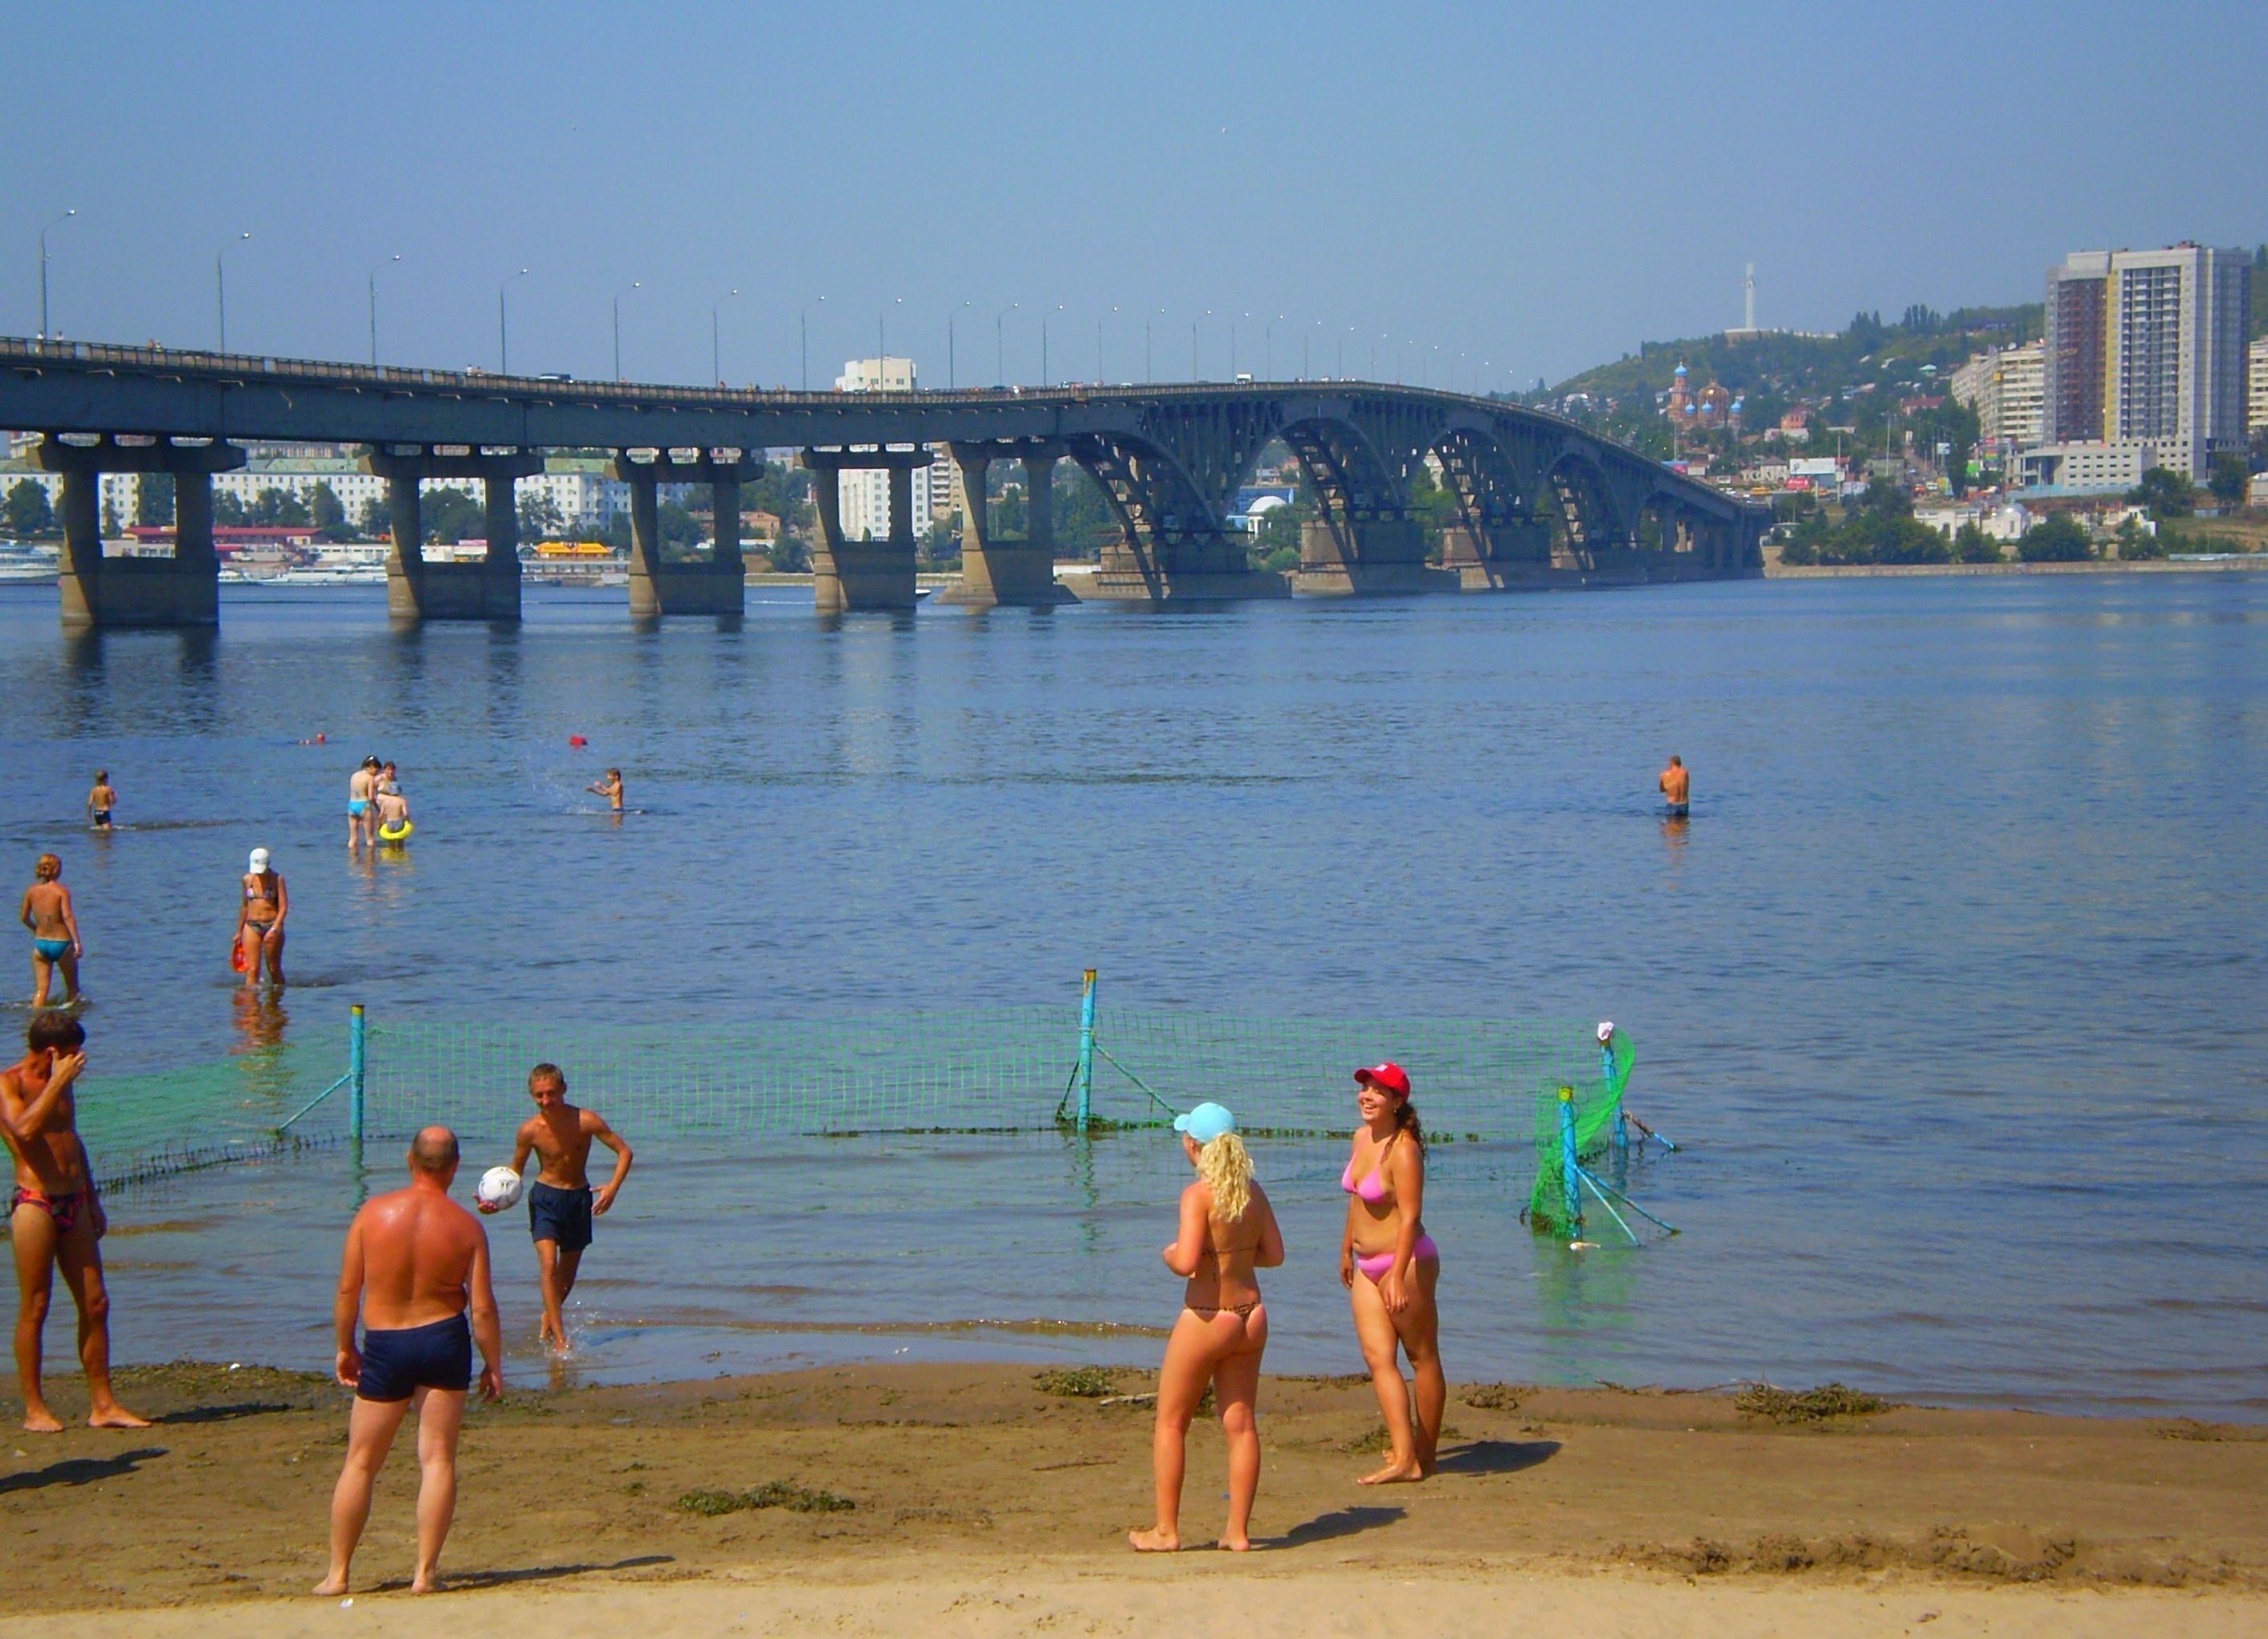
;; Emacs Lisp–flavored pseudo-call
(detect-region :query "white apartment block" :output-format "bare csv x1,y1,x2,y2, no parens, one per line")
2250,336,2268,434
1949,340,2043,447
830,357,961,534
2015,441,2159,493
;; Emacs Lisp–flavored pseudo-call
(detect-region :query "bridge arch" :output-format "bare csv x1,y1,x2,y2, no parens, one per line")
1543,447,1626,569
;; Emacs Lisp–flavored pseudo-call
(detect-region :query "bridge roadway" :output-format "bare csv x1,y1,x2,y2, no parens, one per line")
0,336,1767,629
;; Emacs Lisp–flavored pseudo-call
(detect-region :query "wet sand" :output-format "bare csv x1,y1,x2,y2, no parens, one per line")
2,1363,2262,1633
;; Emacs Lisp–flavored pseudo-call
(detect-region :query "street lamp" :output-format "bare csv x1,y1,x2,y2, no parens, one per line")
877,296,901,381
367,254,402,367
800,296,826,390
712,287,739,385
1340,326,1354,380
38,209,75,341
993,302,1018,386
1193,310,1211,381
1265,314,1283,381
1096,305,1116,382
216,231,251,353
498,267,528,374
947,300,971,389
612,280,640,382
1040,303,1063,386
1146,308,1165,383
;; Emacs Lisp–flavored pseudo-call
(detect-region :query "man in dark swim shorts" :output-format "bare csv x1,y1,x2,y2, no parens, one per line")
483,1062,632,1354
1658,753,1691,818
318,1126,501,1597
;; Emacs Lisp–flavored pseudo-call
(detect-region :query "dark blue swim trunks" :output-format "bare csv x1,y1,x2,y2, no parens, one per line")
527,1180,594,1253
357,1313,472,1402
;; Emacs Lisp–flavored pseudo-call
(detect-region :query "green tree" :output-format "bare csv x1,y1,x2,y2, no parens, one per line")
101,498,120,537
2017,513,2093,562
2113,516,2164,560
253,486,311,528
136,472,175,527
655,498,703,553
310,481,349,538
2207,454,2250,508
2127,466,2195,520
516,487,565,540
1054,464,1117,560
359,496,391,539
421,485,484,544
211,487,249,526
1952,522,2001,563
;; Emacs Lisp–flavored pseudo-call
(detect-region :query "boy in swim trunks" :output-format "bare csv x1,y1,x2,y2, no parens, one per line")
348,756,380,850
19,854,81,1009
0,1012,147,1433
85,772,116,830
373,783,412,842
318,1126,502,1596
587,769,624,812
482,1063,632,1354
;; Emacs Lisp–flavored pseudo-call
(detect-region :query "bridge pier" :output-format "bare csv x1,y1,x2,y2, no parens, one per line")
33,435,243,630
1441,520,1563,590
937,443,1075,607
363,446,540,621
801,447,926,614
612,449,753,618
1291,516,1457,596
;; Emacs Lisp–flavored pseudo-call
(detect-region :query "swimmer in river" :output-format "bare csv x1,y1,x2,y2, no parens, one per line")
84,772,116,831
316,1126,502,1596
1658,753,1690,818
1128,1102,1283,1554
482,1063,632,1354
349,756,380,849
235,847,288,989
1341,1062,1444,1484
373,782,412,844
0,1012,148,1433
586,769,624,812
19,855,81,1009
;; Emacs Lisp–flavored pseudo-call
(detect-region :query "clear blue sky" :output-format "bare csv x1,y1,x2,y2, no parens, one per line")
6,1,2261,390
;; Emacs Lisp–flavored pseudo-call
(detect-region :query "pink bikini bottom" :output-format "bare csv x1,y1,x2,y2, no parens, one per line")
1356,1235,1440,1282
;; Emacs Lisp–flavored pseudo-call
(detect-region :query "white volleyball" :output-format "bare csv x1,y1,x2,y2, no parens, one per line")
477,1165,524,1211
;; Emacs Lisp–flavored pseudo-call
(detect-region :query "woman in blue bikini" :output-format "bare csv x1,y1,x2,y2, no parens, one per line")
1340,1061,1444,1484
18,856,81,1009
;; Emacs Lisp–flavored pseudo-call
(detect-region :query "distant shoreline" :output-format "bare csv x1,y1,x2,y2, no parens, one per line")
1764,557,2268,579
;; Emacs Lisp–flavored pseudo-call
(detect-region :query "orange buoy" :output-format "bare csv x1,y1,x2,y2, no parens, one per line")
569,735,588,748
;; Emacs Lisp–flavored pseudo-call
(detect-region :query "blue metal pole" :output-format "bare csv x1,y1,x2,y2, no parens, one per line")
1607,1041,1627,1152
1557,1087,1581,1235
1076,969,1097,1133
349,1003,367,1143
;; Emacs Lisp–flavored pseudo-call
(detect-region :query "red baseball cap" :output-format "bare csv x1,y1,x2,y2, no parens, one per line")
1355,1062,1411,1097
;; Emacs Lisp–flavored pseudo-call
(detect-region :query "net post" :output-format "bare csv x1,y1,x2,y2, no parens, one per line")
349,1004,367,1142
1557,1087,1582,1235
1606,1042,1627,1152
1075,969,1097,1133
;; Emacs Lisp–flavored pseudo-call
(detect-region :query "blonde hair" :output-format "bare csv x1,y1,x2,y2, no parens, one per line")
34,854,60,880
1197,1132,1254,1223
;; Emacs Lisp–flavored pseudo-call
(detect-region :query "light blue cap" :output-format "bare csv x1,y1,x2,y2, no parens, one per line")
1173,1102,1237,1145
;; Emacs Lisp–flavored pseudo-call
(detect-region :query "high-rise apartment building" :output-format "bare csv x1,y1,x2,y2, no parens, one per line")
1949,340,2043,448
2249,336,2268,436
830,357,964,537
2041,245,2250,478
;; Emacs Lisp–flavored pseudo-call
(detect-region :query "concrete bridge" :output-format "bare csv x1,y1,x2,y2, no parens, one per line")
0,336,1766,629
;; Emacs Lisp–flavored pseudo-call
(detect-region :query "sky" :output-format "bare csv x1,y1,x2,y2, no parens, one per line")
5,0,2262,392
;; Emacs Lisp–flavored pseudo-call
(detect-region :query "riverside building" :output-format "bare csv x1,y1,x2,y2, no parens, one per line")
830,357,962,539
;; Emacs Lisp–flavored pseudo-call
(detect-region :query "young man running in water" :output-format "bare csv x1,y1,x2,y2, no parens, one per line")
318,1126,502,1596
0,1013,146,1433
483,1063,632,1353
19,855,81,1009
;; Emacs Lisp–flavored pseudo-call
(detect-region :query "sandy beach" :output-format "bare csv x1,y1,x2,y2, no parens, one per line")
2,1362,2261,1633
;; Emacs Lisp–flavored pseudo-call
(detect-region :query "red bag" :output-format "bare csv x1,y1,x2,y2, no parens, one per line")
230,939,251,974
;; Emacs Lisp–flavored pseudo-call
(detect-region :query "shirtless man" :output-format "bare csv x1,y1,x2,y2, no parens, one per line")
0,1013,147,1433
317,1126,503,1597
348,756,380,849
483,1063,631,1353
587,769,625,813
85,772,116,831
20,854,81,1009
235,847,287,989
1658,754,1691,818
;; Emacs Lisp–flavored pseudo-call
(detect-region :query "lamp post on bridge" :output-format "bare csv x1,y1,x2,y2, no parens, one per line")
1340,326,1353,380
498,267,528,374
1039,303,1062,386
215,231,251,353
366,254,402,368
800,296,826,390
993,302,1018,387
38,209,75,341
877,296,901,380
947,300,970,389
612,281,640,382
1146,308,1165,383
1096,305,1116,382
1265,313,1283,381
712,287,739,385
1193,310,1210,381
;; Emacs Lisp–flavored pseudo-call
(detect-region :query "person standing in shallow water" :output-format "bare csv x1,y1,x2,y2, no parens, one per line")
235,847,287,989
1129,1102,1283,1553
483,1063,633,1354
1341,1062,1444,1484
348,756,380,850
19,855,81,1009
1658,753,1690,818
84,772,116,831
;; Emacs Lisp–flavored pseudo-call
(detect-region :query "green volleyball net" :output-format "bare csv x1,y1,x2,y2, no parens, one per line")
71,998,1633,1208
1525,1028,1637,1234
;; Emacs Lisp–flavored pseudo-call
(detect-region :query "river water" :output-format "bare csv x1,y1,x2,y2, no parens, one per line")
1,576,2262,1418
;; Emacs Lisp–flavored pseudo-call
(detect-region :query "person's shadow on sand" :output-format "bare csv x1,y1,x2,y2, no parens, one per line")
1270,1504,1405,1547
0,1447,168,1494
362,1555,674,1594
1434,1438,1560,1476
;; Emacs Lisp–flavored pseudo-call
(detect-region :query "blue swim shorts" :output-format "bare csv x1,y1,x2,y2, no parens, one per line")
357,1313,472,1402
32,937,71,961
527,1180,594,1253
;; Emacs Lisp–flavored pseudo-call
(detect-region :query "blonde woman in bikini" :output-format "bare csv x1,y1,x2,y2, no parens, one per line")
1129,1101,1283,1554
1340,1061,1444,1484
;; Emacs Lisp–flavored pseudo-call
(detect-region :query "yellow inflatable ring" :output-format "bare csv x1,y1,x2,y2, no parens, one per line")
377,819,414,842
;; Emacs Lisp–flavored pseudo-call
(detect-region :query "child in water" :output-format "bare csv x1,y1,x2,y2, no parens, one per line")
586,769,625,813
373,784,412,843
84,773,116,830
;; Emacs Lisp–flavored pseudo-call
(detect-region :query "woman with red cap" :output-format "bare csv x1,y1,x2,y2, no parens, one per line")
1340,1061,1443,1483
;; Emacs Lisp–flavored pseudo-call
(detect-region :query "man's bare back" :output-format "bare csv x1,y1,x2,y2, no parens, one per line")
349,1183,486,1331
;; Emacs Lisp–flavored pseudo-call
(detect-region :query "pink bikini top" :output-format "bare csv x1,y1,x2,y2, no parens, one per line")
1341,1137,1394,1203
